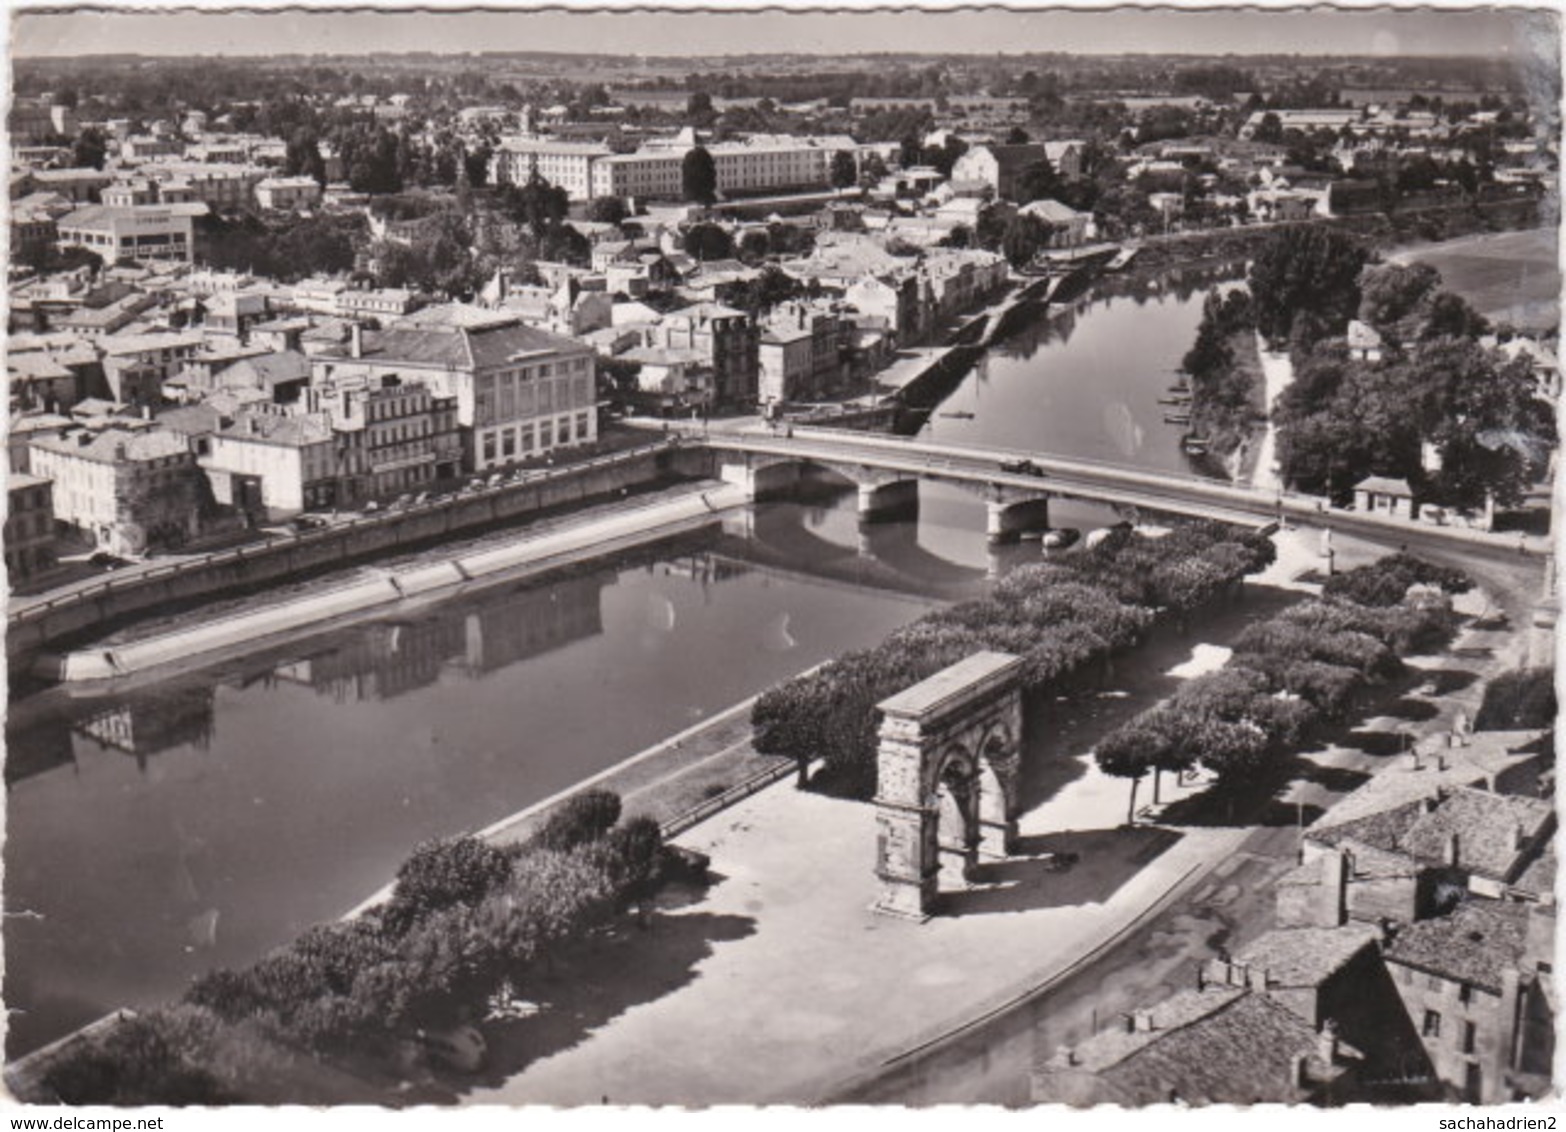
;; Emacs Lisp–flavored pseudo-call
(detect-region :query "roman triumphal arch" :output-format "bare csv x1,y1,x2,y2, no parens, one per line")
872,650,1024,920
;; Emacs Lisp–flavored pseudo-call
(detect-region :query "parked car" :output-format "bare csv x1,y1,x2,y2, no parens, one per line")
291,515,328,532
412,1025,487,1073
1042,527,1081,550
999,458,1044,477
89,552,129,570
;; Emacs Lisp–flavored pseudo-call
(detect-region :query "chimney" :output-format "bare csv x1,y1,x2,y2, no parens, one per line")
1056,1045,1078,1067
1196,963,1207,991
1291,1053,1310,1089
1133,1010,1155,1033
142,403,152,421
114,442,127,462
1247,966,1270,994
1422,795,1439,814
1120,1013,1136,1034
1444,832,1460,867
1514,822,1528,851
1317,1019,1339,1066
350,323,363,359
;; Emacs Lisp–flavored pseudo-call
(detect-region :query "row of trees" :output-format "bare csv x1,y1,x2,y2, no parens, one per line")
1095,553,1471,821
43,791,670,1105
752,521,1275,800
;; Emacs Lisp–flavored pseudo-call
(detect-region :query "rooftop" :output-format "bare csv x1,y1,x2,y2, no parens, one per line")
31,426,192,464
1233,924,1380,988
1384,898,1531,993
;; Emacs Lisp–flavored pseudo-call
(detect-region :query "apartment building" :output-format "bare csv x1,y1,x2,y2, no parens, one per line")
312,316,597,474
255,176,324,212
305,375,461,501
201,409,344,516
5,473,57,583
28,426,208,555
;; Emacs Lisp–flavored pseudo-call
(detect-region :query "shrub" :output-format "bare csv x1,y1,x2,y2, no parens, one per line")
528,789,624,853
383,836,514,935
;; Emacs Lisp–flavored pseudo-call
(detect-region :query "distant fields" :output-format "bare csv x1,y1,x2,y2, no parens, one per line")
1392,226,1561,332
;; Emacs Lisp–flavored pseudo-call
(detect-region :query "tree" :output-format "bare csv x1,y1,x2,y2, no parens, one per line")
1096,728,1152,825
686,91,714,122
1013,158,1060,205
1357,261,1441,347
501,172,569,235
737,228,770,263
1000,213,1051,269
682,145,717,205
1247,225,1369,345
71,126,108,170
830,150,858,190
530,789,622,853
587,195,627,225
1253,111,1284,144
285,127,327,186
1004,126,1031,145
683,221,733,261
383,836,513,935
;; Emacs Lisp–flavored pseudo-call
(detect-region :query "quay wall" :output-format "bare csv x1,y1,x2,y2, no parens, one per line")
38,480,748,683
8,442,715,661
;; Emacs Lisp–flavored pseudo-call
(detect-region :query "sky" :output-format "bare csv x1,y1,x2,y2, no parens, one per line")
8,2,1561,62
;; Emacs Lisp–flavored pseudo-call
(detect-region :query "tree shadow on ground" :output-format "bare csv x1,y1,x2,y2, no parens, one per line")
1382,697,1441,722
937,825,1182,917
430,907,757,1100
1298,762,1372,794
1416,668,1480,697
1342,729,1413,758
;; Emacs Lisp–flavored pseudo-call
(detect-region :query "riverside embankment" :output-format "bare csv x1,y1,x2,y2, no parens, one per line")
7,438,713,666
35,480,748,683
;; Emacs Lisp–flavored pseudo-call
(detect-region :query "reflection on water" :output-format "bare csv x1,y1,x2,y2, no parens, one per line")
5,497,985,1057
922,261,1247,474
4,268,1249,1059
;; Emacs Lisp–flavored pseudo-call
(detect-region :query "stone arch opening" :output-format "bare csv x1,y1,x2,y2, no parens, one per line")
873,651,1025,920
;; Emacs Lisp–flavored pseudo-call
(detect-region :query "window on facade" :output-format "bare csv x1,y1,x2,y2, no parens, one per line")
482,432,497,463
1458,983,1473,1006
575,412,589,438
1461,1021,1477,1054
1423,1010,1442,1039
520,426,534,453
539,421,553,449
501,429,516,458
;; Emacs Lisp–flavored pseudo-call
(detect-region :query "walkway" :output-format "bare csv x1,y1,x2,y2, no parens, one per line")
459,545,1325,1105
1250,333,1294,492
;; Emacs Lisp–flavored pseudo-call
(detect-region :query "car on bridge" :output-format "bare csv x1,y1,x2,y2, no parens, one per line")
999,458,1045,477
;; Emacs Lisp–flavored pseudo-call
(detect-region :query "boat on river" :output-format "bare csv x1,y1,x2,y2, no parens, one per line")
940,410,976,420
1157,395,1192,406
1163,412,1192,425
1182,437,1211,455
1041,527,1081,550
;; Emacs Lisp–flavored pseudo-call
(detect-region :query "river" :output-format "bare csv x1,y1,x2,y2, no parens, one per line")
3,262,1244,1058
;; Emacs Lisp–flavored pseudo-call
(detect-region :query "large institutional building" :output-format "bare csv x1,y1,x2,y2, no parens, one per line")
490,130,858,202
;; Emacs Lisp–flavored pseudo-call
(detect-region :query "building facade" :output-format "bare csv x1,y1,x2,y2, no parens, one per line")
5,473,57,582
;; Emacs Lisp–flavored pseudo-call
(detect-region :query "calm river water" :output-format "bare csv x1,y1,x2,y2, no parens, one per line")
4,263,1242,1056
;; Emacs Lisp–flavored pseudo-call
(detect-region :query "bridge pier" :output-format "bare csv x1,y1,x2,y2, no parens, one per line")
718,454,801,501
986,496,1051,543
858,478,919,525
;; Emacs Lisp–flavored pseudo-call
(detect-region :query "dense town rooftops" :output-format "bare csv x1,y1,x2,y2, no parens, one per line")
318,318,588,372
215,412,334,447
1384,898,1531,993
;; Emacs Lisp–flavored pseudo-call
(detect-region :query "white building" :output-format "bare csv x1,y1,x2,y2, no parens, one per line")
255,176,323,212
56,204,202,264
488,137,610,200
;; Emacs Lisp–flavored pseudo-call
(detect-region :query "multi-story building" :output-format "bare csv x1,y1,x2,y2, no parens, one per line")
120,135,183,162
201,409,344,517
951,142,1084,201
5,473,57,583
758,300,848,404
313,315,598,473
335,287,422,320
647,302,760,409
28,426,208,555
21,167,114,204
144,163,266,212
1383,899,1554,1103
488,136,609,200
254,176,323,212
305,375,461,501
56,204,200,264
588,134,849,202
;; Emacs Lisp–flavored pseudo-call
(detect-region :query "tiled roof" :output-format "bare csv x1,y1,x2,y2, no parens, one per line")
221,350,311,388
216,413,334,447
1235,924,1380,988
1513,843,1555,900
1041,986,1333,1105
1384,898,1530,993
1398,787,1554,881
322,317,587,372
31,426,191,464
155,404,227,437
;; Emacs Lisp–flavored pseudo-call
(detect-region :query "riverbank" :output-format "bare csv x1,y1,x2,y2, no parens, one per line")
35,481,748,683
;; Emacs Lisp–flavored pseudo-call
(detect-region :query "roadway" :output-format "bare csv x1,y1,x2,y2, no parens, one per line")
696,424,1553,561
